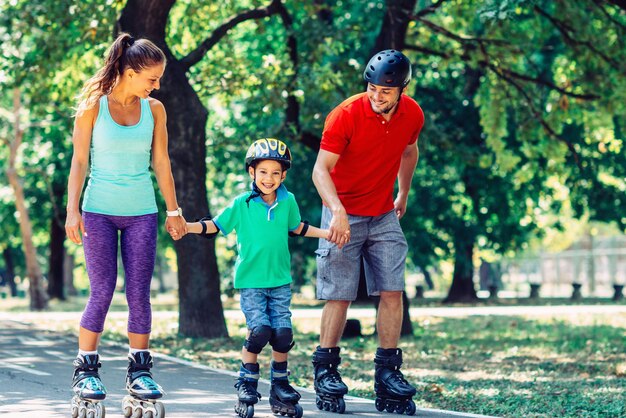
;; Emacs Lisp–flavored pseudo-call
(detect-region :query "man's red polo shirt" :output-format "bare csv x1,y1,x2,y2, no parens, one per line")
320,92,424,216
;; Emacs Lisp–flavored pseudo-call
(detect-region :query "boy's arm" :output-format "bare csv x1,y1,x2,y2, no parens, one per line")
291,221,330,239
186,219,219,235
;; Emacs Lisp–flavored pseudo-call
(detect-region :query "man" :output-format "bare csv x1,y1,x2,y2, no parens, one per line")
311,50,424,416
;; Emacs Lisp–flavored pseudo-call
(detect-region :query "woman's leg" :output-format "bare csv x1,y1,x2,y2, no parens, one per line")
80,212,120,351
120,213,157,348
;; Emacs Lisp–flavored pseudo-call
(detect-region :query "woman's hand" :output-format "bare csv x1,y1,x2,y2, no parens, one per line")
166,215,188,240
65,209,86,244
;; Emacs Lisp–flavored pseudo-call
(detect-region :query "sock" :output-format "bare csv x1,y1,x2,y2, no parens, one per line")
78,349,98,357
129,348,148,355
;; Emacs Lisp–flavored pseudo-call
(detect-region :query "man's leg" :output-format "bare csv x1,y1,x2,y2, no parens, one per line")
377,291,403,349
320,300,351,348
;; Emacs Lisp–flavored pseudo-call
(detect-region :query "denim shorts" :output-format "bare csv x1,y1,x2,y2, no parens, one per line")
239,284,292,330
315,206,408,301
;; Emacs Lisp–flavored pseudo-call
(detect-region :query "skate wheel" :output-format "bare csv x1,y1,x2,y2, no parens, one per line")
71,405,79,418
131,407,143,418
154,402,165,418
79,407,87,418
294,403,303,418
375,398,384,412
95,402,105,418
123,405,132,417
245,404,254,418
405,400,416,416
337,398,346,414
145,411,153,418
386,402,395,413
315,397,323,411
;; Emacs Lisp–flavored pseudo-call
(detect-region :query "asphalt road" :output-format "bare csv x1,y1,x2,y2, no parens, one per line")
0,318,494,418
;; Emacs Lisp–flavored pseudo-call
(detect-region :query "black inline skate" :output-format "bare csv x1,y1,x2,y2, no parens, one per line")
269,361,303,418
374,348,417,416
312,346,348,414
122,351,165,418
234,362,261,418
70,353,107,418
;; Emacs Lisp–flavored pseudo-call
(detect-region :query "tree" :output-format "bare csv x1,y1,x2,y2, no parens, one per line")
1,89,48,310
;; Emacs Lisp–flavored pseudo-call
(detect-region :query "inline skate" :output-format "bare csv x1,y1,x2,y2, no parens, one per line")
121,351,165,418
312,346,348,414
70,353,107,418
235,362,261,418
374,348,417,416
268,361,303,418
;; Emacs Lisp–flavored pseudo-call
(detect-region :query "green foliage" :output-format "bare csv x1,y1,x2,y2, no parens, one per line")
1,0,624,297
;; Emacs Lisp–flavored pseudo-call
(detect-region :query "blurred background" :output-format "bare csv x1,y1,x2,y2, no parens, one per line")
0,0,624,335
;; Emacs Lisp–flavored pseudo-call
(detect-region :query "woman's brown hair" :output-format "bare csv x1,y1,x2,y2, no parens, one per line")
75,33,166,115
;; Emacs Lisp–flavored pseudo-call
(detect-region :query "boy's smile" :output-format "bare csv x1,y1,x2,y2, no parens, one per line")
249,159,286,199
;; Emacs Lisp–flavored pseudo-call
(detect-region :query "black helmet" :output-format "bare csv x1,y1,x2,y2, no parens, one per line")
363,49,411,88
245,138,292,170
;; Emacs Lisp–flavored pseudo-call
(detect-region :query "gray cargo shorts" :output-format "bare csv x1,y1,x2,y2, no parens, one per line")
315,206,408,301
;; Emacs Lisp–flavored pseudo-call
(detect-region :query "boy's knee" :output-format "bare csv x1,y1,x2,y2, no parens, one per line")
244,325,272,354
269,327,294,353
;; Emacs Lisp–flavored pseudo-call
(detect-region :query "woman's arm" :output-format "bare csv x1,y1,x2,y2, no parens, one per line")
150,99,187,239
65,106,96,244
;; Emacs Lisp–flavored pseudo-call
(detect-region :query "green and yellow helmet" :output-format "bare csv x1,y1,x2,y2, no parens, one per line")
245,138,292,170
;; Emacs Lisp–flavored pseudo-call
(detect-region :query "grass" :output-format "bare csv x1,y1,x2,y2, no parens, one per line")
5,293,626,417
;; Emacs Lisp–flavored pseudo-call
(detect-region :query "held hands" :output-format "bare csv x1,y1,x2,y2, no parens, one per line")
166,215,188,241
328,210,351,249
65,209,86,244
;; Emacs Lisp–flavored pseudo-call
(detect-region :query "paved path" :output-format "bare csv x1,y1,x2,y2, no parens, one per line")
0,319,493,418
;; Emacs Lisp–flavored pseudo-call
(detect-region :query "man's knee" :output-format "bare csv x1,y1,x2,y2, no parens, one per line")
269,327,294,353
244,325,272,354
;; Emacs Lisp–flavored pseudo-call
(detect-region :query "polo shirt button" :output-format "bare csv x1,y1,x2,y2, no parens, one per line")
382,121,385,124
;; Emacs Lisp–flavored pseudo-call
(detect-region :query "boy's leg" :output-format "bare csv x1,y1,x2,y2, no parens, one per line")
240,288,272,361
267,284,293,357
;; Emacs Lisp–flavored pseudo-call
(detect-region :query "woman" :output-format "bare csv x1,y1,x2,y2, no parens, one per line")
65,32,185,418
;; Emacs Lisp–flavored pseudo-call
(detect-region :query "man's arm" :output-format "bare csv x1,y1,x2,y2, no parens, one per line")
394,142,419,219
312,149,350,247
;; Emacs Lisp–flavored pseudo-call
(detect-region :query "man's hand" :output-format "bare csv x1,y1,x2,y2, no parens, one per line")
394,195,408,219
328,210,351,249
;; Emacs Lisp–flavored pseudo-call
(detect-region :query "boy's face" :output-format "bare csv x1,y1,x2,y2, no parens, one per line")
248,159,286,195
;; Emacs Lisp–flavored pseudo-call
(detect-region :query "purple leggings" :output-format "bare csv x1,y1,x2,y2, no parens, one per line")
81,211,157,334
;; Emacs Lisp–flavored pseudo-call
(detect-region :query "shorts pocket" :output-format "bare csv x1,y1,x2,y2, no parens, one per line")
315,248,331,284
314,248,330,257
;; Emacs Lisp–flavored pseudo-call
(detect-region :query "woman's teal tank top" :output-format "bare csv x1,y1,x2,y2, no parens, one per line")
82,95,158,216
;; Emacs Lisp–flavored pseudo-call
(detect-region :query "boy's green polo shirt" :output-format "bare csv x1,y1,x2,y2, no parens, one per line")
213,184,301,289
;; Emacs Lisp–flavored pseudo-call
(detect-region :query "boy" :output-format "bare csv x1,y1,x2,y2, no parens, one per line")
185,138,328,418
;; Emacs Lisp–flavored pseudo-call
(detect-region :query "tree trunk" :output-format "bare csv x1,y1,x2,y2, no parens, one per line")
6,168,49,310
444,230,478,303
47,211,66,300
2,247,18,297
118,0,227,338
372,0,417,52
4,88,48,310
64,252,77,297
